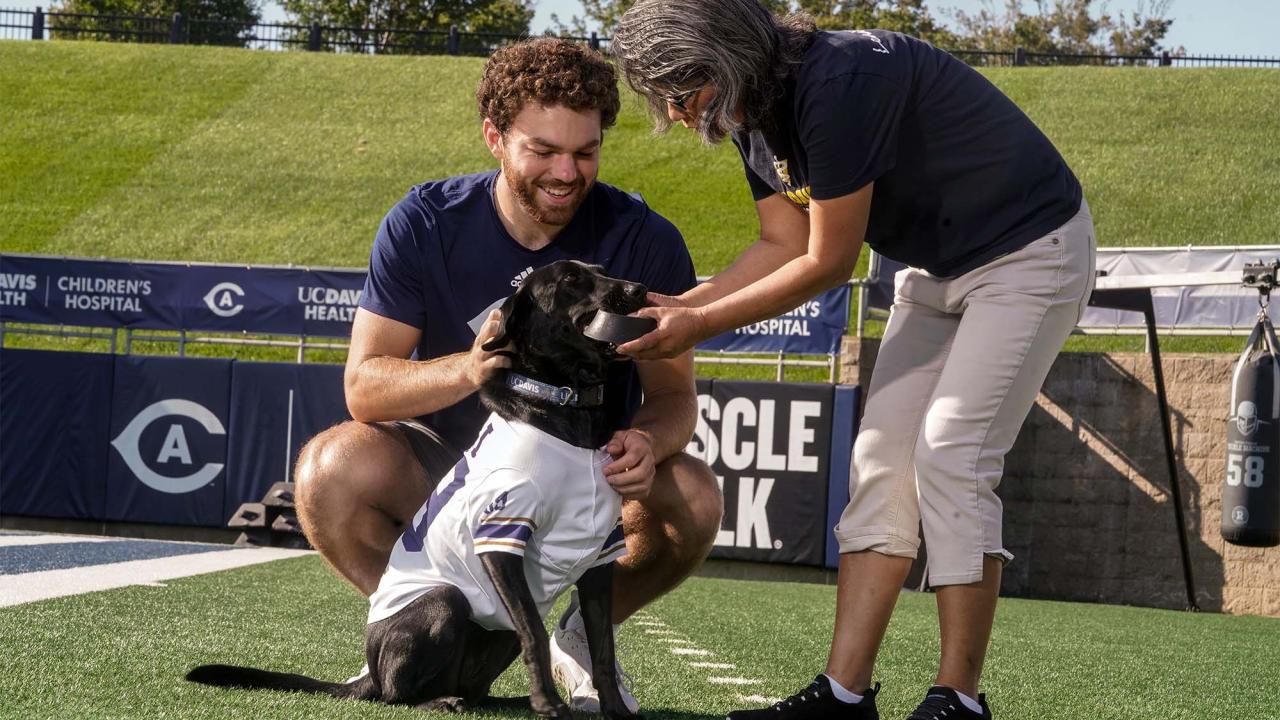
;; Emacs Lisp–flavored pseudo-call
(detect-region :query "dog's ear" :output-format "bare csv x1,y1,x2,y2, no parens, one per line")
481,286,528,352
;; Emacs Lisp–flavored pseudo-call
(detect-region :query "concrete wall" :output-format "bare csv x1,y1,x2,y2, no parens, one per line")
841,338,1280,617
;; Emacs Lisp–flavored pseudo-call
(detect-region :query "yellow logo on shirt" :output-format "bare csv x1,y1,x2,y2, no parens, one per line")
772,157,812,208
785,187,813,207
773,157,792,186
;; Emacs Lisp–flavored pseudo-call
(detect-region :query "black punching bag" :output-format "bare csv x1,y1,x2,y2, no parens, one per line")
1223,312,1280,547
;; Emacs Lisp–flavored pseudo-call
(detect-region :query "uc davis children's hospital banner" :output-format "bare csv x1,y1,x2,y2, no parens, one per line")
0,255,365,338
0,255,860,568
0,255,852,353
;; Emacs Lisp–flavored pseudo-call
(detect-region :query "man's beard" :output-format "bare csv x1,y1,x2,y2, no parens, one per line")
501,159,588,227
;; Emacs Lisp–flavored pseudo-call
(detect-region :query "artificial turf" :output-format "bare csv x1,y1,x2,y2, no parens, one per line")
0,555,1277,719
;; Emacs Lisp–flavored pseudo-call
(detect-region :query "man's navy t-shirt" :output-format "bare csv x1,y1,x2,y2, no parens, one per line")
359,170,696,453
733,30,1083,278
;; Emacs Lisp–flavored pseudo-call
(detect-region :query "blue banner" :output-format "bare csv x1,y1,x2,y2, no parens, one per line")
0,349,115,520
104,356,232,526
825,384,861,568
865,255,906,315
2,254,852,349
696,283,852,355
690,379,836,566
3,347,865,572
0,255,179,330
0,255,364,338
223,362,349,520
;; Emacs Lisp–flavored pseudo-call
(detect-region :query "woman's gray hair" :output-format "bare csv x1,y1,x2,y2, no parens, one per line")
612,0,816,144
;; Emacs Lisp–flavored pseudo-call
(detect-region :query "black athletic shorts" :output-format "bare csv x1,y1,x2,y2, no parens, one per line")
390,419,464,485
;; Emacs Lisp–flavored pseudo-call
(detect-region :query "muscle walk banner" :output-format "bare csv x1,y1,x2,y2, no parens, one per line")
690,379,853,566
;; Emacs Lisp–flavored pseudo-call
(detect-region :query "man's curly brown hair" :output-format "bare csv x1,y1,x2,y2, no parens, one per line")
477,38,620,135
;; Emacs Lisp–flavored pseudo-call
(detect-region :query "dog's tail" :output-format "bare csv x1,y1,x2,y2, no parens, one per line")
185,664,375,700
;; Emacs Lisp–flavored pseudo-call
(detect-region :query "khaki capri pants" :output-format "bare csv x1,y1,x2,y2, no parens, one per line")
834,200,1096,586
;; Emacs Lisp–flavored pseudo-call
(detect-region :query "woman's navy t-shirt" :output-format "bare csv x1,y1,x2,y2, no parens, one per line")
732,30,1083,278
359,170,696,452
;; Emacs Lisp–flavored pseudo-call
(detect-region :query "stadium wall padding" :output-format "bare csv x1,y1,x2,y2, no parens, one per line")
0,347,859,566
0,349,354,528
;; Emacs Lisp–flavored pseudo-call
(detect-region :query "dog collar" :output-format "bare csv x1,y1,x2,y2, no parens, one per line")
583,311,657,345
505,372,605,408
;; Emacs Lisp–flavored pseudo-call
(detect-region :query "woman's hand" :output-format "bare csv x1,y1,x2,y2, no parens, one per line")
616,293,710,360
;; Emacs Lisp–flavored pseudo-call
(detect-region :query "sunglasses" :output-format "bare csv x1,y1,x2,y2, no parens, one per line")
659,86,703,113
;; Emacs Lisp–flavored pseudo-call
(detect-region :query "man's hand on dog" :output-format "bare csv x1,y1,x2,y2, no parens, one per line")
466,309,513,388
603,429,655,499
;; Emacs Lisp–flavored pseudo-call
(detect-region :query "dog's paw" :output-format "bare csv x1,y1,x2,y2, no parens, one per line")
417,696,468,714
531,697,573,719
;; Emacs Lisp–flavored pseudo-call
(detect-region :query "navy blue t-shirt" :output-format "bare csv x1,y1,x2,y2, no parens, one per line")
733,30,1083,278
359,170,696,452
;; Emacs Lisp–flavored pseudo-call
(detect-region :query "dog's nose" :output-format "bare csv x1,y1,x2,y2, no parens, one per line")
623,282,647,301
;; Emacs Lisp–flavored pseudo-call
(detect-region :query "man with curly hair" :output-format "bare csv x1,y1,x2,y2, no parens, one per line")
291,38,721,714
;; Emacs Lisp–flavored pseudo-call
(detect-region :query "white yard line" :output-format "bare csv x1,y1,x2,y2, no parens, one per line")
632,613,772,706
0,547,313,607
709,677,762,685
0,534,117,547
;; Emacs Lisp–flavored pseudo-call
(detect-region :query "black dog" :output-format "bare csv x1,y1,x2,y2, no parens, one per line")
187,260,648,718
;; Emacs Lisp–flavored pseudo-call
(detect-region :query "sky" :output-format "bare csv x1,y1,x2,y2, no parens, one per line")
5,0,1278,57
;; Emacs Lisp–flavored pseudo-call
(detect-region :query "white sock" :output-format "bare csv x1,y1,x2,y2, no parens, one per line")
954,689,983,714
823,674,864,704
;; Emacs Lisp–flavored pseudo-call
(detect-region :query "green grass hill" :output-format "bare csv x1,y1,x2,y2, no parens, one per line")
3,39,1280,277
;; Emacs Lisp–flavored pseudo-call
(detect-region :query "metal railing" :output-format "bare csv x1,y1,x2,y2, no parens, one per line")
951,47,1280,68
3,7,1277,66
0,7,605,54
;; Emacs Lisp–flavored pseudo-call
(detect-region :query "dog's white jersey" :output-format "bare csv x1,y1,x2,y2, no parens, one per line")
368,413,627,631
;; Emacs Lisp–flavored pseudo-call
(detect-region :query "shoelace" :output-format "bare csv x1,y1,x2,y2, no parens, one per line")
772,680,826,709
561,625,591,656
907,694,959,720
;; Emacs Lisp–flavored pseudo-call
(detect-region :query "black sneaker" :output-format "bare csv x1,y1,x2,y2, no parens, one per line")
726,675,880,720
906,686,992,720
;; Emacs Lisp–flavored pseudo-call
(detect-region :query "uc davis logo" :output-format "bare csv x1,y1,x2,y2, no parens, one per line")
110,399,227,494
483,491,509,515
203,282,246,317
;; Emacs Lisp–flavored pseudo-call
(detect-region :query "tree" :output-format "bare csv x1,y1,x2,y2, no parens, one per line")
548,0,630,37
795,0,958,47
282,0,535,53
50,0,261,46
552,0,955,47
1108,2,1175,57
952,0,1177,59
